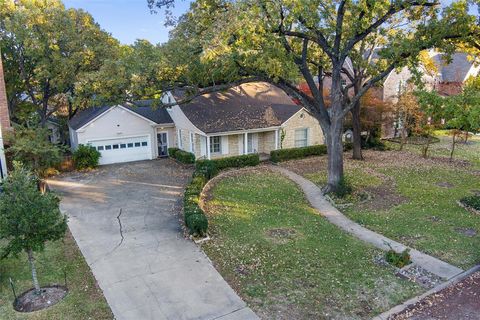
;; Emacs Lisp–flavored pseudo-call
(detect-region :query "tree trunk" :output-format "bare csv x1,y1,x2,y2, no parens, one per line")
450,132,457,161
351,99,363,160
325,119,344,193
422,136,431,158
27,249,41,294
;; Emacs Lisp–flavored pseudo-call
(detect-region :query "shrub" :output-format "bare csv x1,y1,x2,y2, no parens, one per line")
72,144,101,170
171,149,195,164
343,142,353,151
168,147,180,158
270,145,327,162
196,154,259,171
195,160,218,180
460,195,480,211
385,249,411,268
185,214,208,236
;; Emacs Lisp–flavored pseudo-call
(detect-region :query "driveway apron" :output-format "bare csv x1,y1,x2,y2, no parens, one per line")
49,159,257,320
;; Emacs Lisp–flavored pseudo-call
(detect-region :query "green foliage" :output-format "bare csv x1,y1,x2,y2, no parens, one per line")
7,126,62,176
0,163,67,258
185,214,208,237
72,144,101,170
460,195,480,211
331,177,353,199
1,0,122,121
270,145,327,162
196,154,260,171
195,160,218,180
168,147,180,158
171,149,196,164
385,249,412,269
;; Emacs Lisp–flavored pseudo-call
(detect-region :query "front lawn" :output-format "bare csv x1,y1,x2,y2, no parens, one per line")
281,134,480,269
0,231,112,320
202,171,420,319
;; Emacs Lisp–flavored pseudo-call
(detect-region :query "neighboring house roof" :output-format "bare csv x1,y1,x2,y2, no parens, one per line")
172,82,303,134
432,52,475,82
69,101,173,130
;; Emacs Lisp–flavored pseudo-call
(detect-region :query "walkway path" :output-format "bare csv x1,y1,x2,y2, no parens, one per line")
270,165,463,280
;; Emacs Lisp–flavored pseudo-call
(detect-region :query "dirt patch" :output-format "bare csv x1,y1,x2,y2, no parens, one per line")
357,184,408,211
265,228,299,244
454,227,477,237
391,271,480,320
14,285,68,312
436,181,454,188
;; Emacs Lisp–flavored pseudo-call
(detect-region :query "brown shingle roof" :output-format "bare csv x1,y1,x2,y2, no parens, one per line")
173,82,302,134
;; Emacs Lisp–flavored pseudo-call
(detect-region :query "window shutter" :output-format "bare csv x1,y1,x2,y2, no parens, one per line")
306,128,311,146
221,136,229,155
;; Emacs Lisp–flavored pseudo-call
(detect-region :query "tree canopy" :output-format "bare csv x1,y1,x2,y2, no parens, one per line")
148,0,479,191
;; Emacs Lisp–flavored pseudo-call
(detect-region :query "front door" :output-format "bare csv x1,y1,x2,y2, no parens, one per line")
157,132,168,157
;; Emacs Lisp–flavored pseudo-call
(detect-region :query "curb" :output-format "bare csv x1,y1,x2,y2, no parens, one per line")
372,264,480,320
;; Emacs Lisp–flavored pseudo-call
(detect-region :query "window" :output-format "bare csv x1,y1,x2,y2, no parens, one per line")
190,133,195,153
294,128,308,147
120,144,126,149
112,144,119,149
134,142,141,147
105,145,112,150
98,146,104,151
209,136,221,154
127,143,133,148
141,141,148,146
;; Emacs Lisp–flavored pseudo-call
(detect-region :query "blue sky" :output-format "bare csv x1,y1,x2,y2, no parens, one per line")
63,0,193,44
64,0,469,45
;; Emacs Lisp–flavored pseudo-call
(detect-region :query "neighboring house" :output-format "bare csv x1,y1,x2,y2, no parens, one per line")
46,117,62,144
68,82,324,165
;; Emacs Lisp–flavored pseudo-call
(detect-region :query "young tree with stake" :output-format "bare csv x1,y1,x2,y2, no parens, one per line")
0,163,67,294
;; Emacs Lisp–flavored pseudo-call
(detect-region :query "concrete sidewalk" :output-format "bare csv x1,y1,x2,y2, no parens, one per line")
271,165,463,280
49,160,258,320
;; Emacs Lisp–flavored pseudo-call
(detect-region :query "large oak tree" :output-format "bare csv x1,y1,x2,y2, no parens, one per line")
148,0,478,192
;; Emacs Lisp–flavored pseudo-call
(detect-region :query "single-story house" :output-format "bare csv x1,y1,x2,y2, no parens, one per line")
69,82,324,165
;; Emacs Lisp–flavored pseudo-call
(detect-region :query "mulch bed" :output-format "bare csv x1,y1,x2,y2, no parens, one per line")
14,285,68,312
391,271,480,320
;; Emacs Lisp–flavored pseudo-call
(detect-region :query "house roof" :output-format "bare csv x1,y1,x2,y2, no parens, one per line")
172,82,302,134
69,101,173,130
432,52,475,83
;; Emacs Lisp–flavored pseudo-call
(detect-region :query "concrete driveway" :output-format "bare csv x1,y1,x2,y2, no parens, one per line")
49,159,257,320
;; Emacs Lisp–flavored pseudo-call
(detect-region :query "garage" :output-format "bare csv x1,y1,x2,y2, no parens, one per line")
88,136,152,165
69,103,174,165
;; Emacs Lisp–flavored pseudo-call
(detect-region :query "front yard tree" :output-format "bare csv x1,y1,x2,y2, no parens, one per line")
0,163,67,294
0,0,121,124
149,0,478,192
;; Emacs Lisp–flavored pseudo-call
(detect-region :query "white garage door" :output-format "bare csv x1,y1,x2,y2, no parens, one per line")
88,136,152,165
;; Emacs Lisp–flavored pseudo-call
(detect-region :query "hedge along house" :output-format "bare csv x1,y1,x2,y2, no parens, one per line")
167,82,324,160
68,82,324,165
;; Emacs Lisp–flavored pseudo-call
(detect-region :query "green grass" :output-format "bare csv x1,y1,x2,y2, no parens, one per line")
0,232,112,320
202,173,420,319
298,133,480,269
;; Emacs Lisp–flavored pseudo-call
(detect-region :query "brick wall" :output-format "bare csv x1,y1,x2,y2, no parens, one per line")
282,110,324,148
0,52,11,132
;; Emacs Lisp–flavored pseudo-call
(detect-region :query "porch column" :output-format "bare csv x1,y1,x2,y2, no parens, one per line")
244,132,248,155
274,129,279,150
206,135,211,160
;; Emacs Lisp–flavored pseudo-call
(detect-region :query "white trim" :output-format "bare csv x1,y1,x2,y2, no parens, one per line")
76,105,158,131
206,135,211,160
165,91,206,135
156,131,169,157
205,126,281,137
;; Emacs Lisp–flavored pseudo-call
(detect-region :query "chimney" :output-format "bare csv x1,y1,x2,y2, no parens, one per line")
0,50,11,132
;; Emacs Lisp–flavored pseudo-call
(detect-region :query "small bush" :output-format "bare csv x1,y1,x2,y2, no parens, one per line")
460,195,480,211
385,249,411,268
196,154,259,171
185,214,208,236
72,144,101,170
195,161,218,180
168,147,180,158
343,142,353,151
270,145,327,163
171,149,195,164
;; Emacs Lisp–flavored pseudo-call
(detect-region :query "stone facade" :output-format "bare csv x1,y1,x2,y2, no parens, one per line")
281,109,323,148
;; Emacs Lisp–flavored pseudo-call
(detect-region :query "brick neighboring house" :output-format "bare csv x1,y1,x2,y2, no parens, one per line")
68,82,324,165
0,49,11,178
